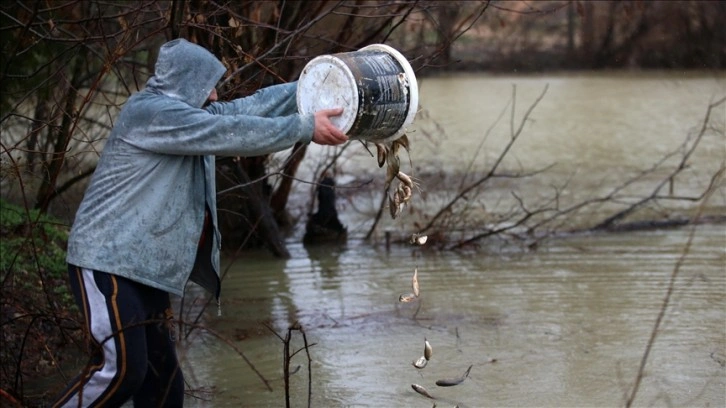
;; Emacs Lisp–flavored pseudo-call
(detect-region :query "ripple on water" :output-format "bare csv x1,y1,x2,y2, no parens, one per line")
190,222,724,407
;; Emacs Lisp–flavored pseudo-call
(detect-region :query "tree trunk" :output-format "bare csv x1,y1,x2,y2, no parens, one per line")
217,159,290,258
34,52,85,214
435,2,461,68
25,97,48,174
270,143,308,228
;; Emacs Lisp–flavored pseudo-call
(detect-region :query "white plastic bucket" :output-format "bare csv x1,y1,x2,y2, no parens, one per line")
296,44,418,143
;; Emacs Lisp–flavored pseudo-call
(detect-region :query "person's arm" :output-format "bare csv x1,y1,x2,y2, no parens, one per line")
204,82,348,145
121,99,314,157
204,82,299,117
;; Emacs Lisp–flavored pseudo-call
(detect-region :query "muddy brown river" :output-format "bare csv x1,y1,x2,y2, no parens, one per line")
177,71,725,407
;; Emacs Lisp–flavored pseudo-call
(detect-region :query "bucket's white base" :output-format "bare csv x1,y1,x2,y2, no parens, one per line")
296,55,359,134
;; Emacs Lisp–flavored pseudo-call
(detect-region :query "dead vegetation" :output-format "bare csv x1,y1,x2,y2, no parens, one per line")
1,1,724,405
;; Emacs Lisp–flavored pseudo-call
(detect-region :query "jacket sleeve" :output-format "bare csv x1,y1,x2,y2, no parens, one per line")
205,82,299,117
120,97,314,157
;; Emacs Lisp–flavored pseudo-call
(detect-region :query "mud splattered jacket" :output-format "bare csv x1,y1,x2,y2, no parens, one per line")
66,38,313,297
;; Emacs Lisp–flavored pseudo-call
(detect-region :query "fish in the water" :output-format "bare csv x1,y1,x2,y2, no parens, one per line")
424,338,432,360
412,355,427,369
435,364,473,387
410,233,428,245
411,383,435,399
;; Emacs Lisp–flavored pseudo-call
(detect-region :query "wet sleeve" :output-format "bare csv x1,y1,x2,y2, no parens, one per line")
122,101,314,156
205,82,299,117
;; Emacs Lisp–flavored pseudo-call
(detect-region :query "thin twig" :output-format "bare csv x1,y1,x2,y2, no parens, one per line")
420,84,549,234
624,164,722,407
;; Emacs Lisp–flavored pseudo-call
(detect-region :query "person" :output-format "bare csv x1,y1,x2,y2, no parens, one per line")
51,38,348,407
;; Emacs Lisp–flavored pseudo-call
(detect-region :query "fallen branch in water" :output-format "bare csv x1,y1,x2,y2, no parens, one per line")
405,90,725,251
593,96,726,231
419,84,550,237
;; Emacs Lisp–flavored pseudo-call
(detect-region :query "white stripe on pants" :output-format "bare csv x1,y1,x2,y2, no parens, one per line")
61,267,119,407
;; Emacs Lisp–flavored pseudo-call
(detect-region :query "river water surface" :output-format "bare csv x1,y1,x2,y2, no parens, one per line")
179,72,725,407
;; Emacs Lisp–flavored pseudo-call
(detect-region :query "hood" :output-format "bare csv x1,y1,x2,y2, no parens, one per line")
146,39,227,108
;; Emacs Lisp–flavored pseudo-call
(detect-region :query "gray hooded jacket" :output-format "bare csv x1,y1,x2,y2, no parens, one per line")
66,39,314,297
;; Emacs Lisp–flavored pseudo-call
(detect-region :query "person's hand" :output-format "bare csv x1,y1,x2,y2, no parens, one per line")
313,108,348,145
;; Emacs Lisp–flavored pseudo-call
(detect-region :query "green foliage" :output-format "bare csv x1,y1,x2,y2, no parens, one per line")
0,200,82,405
0,211,78,331
0,201,68,285
0,200,75,312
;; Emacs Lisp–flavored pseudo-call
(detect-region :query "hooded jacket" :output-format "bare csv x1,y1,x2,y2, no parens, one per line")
66,38,314,297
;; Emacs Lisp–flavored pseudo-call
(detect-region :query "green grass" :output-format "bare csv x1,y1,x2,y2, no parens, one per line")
0,200,69,284
1,199,81,404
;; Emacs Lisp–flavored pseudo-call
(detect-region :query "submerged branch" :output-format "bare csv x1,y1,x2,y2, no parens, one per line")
419,84,549,234
593,96,726,230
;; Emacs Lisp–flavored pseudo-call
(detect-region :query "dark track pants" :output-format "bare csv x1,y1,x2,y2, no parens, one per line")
52,265,184,407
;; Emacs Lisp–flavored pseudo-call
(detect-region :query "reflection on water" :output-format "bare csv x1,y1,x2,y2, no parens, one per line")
180,73,725,407
180,224,725,407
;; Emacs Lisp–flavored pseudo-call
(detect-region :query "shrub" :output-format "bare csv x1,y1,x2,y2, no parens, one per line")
0,200,81,404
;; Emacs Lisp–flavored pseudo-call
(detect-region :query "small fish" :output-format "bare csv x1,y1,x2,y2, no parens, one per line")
399,183,412,203
399,293,416,303
412,267,420,297
375,143,387,168
389,192,403,219
396,134,410,153
396,170,414,189
390,138,400,157
385,163,398,187
389,193,401,219
424,338,433,360
410,233,428,246
412,355,427,369
435,364,473,387
411,383,435,399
